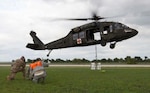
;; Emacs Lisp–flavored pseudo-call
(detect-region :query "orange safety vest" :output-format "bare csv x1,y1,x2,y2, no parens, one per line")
36,61,42,66
30,63,37,70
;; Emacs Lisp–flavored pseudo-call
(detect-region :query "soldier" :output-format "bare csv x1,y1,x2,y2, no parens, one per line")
7,56,26,80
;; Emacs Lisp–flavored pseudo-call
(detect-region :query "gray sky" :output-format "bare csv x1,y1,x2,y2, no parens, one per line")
0,0,150,62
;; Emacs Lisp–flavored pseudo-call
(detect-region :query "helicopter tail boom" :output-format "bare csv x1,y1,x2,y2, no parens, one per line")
26,31,45,50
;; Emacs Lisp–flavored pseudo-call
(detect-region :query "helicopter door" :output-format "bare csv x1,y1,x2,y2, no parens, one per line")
86,30,94,41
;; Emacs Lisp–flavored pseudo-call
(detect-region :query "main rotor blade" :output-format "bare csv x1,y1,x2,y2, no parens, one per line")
65,18,89,21
57,17,106,21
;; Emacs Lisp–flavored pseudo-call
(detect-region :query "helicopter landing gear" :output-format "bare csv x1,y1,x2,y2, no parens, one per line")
110,42,116,49
47,50,52,57
101,40,106,47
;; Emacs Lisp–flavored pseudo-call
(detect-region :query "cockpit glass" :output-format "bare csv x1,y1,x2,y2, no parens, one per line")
122,24,128,28
114,23,128,29
114,23,122,29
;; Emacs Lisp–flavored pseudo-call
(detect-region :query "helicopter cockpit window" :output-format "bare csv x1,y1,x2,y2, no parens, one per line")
103,26,109,35
73,33,78,40
122,24,128,29
103,30,108,35
79,32,85,38
114,23,122,29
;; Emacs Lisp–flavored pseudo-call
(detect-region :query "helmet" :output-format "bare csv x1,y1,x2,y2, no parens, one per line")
36,58,41,61
21,56,25,62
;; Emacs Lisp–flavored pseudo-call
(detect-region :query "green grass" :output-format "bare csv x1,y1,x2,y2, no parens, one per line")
1,67,150,93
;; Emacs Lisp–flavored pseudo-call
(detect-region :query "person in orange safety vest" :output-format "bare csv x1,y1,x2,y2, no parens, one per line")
35,58,42,67
27,58,43,80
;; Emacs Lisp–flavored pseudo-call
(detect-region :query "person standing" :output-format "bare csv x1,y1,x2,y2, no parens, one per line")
7,56,26,80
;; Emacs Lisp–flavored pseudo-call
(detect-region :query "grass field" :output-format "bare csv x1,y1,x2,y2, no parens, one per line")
1,66,150,93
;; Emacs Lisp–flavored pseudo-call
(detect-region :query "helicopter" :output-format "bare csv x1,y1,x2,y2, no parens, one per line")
26,13,138,56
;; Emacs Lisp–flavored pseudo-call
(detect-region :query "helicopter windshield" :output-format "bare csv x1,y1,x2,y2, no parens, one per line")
122,24,129,29
114,23,122,29
114,23,129,29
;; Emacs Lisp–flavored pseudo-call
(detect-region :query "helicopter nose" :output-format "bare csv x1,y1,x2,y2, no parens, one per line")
125,28,138,37
132,29,138,36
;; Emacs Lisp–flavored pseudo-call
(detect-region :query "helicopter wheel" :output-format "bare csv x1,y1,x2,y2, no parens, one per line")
101,40,106,47
110,43,116,49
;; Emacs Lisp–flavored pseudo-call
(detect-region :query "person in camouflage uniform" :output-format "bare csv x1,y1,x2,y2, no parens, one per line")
7,56,26,80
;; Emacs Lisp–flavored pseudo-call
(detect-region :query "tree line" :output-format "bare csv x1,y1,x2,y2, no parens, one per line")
26,56,150,64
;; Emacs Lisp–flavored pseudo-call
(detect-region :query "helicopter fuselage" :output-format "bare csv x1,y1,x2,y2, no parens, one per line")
26,21,138,50
45,21,138,49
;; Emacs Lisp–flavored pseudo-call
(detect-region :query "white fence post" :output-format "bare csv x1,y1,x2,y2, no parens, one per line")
97,62,101,70
91,62,96,70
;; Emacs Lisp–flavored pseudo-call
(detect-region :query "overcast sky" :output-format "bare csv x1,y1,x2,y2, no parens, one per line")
0,0,150,62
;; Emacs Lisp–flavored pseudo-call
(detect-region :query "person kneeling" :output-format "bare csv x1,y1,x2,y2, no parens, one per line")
28,58,46,83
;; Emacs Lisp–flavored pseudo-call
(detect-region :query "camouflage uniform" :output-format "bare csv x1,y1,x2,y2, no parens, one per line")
7,56,26,80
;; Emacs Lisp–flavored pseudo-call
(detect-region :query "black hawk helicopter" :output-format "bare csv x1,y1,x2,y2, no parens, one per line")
26,13,138,56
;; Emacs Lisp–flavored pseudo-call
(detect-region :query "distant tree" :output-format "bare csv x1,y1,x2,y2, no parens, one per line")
134,56,143,62
82,58,90,63
66,59,71,63
113,58,119,62
125,56,131,61
55,58,65,63
107,58,113,62
125,56,136,64
43,59,50,63
71,58,89,64
72,58,81,64
144,56,148,61
27,59,32,63
92,59,101,62
101,58,107,62
50,59,55,63
147,59,150,62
